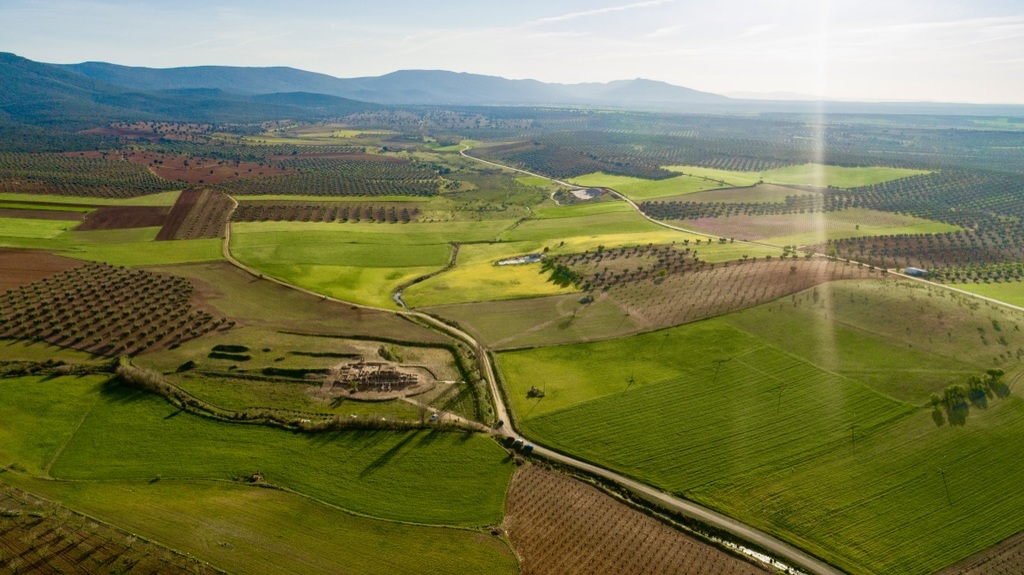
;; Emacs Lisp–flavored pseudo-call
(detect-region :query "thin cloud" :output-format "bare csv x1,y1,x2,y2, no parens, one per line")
530,0,674,26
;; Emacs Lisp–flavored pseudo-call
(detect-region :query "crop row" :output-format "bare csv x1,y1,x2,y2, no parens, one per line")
504,466,767,575
826,224,1024,278
215,171,440,197
0,152,178,197
0,263,230,356
232,202,420,223
601,258,880,332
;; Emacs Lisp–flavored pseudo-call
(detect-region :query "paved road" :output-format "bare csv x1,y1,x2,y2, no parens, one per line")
219,189,844,575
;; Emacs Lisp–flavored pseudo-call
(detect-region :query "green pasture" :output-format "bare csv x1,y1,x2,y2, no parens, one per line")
0,375,107,475
531,201,635,219
496,278,1024,575
0,216,76,239
720,281,1002,402
504,325,912,488
569,172,726,200
0,190,181,206
701,397,1024,575
951,282,1024,308
516,175,554,188
0,221,222,265
47,383,512,526
10,477,517,575
665,164,928,189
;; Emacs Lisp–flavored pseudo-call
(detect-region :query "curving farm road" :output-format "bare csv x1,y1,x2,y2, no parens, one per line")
220,180,845,575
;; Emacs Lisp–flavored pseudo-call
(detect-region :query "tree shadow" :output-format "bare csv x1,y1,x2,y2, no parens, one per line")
946,403,969,426
969,389,988,410
359,431,418,478
931,408,945,427
993,383,1011,399
97,377,147,404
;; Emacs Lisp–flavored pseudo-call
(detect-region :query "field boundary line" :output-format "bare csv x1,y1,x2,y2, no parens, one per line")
42,389,103,477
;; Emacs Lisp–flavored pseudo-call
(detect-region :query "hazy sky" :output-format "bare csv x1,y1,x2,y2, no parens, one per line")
4,0,1024,103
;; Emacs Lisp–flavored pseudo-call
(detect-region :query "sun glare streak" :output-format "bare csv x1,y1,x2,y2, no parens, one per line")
811,0,844,430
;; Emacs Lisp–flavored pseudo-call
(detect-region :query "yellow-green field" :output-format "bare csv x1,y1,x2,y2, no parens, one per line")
950,282,1024,308
665,164,929,189
0,190,182,206
569,172,727,200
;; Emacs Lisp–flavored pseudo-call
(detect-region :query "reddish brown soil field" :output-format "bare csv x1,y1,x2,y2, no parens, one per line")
63,149,291,185
156,189,233,240
504,466,769,575
0,484,223,575
76,206,169,231
936,530,1024,575
0,250,82,291
0,208,85,221
0,262,229,356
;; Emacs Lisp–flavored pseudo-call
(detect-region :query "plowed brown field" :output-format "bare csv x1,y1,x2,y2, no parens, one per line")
504,466,769,575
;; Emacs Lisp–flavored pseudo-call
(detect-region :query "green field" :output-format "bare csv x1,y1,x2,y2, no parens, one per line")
0,190,182,206
951,282,1024,308
569,172,726,200
36,380,511,526
0,221,223,265
665,164,929,189
11,477,517,575
679,183,816,204
0,216,77,239
496,279,1024,575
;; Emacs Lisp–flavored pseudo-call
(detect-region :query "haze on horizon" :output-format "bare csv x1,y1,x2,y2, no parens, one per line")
4,0,1023,105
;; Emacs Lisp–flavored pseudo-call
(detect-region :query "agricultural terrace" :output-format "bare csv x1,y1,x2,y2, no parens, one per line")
568,171,727,200
496,279,1024,575
428,258,878,349
504,466,768,575
156,189,234,240
10,477,517,575
0,262,228,356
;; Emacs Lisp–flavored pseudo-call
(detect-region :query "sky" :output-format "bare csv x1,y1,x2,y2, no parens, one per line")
3,0,1024,104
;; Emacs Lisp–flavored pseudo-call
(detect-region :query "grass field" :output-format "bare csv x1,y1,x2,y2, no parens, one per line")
569,172,726,200
687,207,959,246
0,375,107,475
678,183,816,204
10,477,517,575
950,282,1024,308
43,382,512,526
0,190,182,206
0,221,223,265
496,278,1024,575
0,216,77,239
665,164,929,189
231,221,469,307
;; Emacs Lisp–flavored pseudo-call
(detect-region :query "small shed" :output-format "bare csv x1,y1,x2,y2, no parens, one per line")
905,267,929,277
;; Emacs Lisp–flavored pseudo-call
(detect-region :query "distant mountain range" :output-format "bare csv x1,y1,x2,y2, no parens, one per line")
55,60,731,107
2,51,1023,133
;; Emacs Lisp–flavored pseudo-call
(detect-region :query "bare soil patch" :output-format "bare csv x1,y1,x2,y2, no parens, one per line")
76,206,169,231
0,250,82,291
504,466,769,575
0,208,84,221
